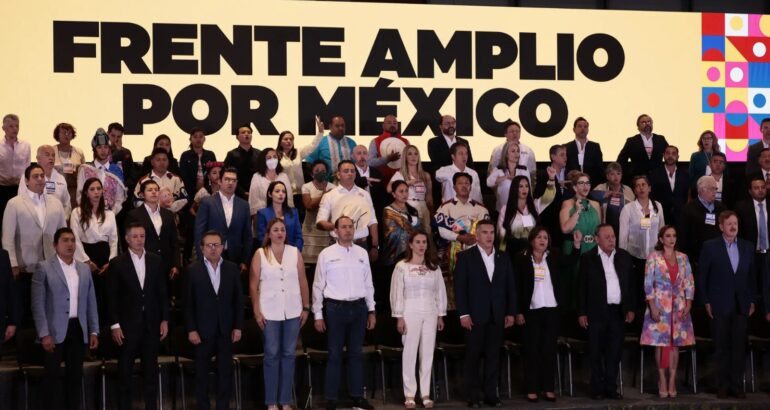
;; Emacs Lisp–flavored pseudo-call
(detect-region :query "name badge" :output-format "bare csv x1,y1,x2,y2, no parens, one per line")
534,266,546,282
45,181,56,194
414,184,426,195
715,191,722,201
62,162,74,174
640,217,652,230
705,213,716,225
609,196,621,207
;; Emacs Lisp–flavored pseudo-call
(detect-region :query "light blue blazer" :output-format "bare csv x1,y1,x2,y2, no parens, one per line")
31,255,99,344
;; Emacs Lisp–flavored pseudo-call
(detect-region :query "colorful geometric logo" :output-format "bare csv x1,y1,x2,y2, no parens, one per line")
702,13,770,161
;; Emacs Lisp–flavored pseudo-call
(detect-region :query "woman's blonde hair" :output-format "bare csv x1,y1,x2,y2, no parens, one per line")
398,144,427,183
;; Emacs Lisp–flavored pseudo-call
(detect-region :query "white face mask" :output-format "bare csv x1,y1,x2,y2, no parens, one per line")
266,158,279,170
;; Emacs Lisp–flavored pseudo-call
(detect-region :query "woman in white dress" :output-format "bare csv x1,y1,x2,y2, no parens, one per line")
390,230,447,409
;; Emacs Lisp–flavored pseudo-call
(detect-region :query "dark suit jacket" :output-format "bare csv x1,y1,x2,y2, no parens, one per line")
735,198,770,250
649,165,690,226
746,141,767,177
514,250,576,315
179,149,217,201
678,199,727,265
577,247,636,321
126,206,180,271
355,166,388,222
194,193,252,265
697,237,757,315
454,246,517,325
616,133,668,184
426,135,474,172
185,259,244,340
106,251,169,336
0,250,19,334
565,140,604,186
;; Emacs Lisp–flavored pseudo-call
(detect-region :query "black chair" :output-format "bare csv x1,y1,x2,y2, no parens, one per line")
434,312,465,401
232,318,264,409
748,313,770,393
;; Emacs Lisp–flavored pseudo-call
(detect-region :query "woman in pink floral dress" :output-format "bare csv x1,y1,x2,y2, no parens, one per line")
640,225,695,398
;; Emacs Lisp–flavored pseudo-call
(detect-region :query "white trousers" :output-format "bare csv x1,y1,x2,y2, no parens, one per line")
401,312,438,398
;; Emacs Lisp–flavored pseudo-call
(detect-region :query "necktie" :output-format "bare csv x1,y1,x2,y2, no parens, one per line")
757,203,767,251
765,172,770,182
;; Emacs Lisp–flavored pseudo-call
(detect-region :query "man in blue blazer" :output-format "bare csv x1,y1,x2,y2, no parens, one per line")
454,219,516,407
194,167,252,272
186,230,244,410
31,228,99,410
697,211,757,399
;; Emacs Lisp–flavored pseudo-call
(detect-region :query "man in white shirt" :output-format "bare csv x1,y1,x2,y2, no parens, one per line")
19,145,71,217
312,216,376,410
32,228,98,410
488,121,537,184
435,143,483,203
106,222,169,410
316,160,379,260
0,114,31,233
577,224,635,400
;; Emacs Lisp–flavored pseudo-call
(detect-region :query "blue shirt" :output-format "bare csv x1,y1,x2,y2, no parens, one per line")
724,236,739,273
305,134,357,181
698,196,715,213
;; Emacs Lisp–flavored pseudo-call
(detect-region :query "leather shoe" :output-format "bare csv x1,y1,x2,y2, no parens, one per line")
605,391,623,399
466,401,480,408
544,393,557,402
484,398,503,407
716,388,728,399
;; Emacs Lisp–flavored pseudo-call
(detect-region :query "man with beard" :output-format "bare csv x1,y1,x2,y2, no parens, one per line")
76,129,127,214
303,116,357,182
616,114,668,185
427,115,474,171
649,145,689,226
367,114,409,184
565,117,604,187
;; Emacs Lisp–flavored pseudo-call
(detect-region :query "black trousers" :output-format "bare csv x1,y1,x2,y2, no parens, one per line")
43,318,85,410
523,307,559,394
117,320,160,410
587,305,624,396
711,310,748,392
464,319,504,402
195,335,234,410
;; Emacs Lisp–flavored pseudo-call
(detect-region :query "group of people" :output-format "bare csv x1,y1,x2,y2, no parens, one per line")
1,110,770,409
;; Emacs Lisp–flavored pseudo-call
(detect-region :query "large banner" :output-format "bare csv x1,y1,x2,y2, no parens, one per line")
0,0,764,161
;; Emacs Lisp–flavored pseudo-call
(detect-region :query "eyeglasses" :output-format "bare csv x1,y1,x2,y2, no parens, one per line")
575,181,591,186
203,243,223,249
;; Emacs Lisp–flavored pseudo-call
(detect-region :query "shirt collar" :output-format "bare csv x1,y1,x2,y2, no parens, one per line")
723,236,737,247
219,191,234,203
151,170,168,180
26,190,43,202
698,196,714,210
599,247,616,259
128,248,145,259
754,198,765,207
204,257,222,271
57,255,75,268
477,244,494,258
144,203,160,215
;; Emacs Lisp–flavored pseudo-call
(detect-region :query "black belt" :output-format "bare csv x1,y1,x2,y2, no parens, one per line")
324,298,365,306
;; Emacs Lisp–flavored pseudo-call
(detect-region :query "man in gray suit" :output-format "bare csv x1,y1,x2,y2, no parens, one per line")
32,228,99,410
2,164,66,325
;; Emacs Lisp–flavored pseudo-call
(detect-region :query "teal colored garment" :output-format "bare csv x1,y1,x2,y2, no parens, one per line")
561,199,600,256
688,151,711,187
305,134,357,181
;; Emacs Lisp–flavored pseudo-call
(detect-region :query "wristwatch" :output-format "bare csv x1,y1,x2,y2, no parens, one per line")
302,306,311,313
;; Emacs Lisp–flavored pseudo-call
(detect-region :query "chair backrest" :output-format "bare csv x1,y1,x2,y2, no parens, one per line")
374,314,403,349
232,318,263,355
15,328,44,367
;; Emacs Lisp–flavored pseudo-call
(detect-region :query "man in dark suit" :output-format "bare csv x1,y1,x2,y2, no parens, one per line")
352,145,387,218
565,117,604,186
678,175,727,268
616,114,668,185
749,147,770,186
126,179,181,294
735,176,770,298
186,230,244,410
454,219,516,407
697,211,757,399
708,152,736,209
0,248,19,343
194,167,252,273
32,228,99,410
745,118,770,176
577,224,635,400
535,144,573,245
427,114,474,172
107,222,169,410
650,145,689,226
